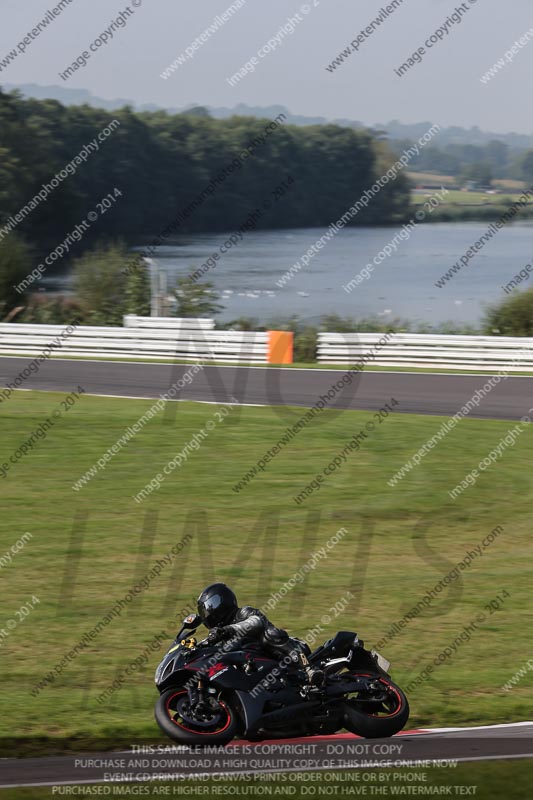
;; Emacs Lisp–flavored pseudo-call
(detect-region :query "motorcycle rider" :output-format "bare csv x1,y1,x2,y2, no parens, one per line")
196,582,324,689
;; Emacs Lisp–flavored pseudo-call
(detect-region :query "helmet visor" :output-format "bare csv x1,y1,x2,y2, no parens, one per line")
198,592,229,628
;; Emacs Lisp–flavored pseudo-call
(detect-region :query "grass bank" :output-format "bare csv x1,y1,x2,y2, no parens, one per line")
1,392,531,755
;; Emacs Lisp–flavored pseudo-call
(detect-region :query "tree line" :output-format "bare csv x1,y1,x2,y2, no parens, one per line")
0,86,413,321
391,137,533,184
2,87,531,336
0,87,410,250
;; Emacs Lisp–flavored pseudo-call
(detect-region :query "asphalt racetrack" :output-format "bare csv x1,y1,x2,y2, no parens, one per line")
0,724,532,789
1,357,532,420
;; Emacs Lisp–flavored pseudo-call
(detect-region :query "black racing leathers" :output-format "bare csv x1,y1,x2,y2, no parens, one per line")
211,606,306,666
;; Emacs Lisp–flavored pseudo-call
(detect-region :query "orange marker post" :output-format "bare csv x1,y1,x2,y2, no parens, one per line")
267,331,293,364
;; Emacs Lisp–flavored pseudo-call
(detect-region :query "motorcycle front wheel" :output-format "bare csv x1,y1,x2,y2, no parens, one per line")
155,687,237,746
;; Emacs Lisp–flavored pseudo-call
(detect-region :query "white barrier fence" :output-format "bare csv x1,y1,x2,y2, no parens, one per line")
0,322,270,363
123,315,215,330
317,332,533,371
6,324,529,370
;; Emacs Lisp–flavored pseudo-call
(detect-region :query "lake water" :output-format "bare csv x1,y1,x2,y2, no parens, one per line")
148,221,533,326
46,221,533,326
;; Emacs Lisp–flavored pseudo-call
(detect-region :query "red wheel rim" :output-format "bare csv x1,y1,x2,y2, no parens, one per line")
348,673,403,718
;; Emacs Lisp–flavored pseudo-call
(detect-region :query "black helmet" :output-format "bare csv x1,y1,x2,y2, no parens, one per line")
197,583,238,628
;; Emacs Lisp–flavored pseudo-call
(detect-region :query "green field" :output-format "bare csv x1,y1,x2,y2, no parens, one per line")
408,172,526,192
408,173,533,219
1,390,532,755
412,190,518,206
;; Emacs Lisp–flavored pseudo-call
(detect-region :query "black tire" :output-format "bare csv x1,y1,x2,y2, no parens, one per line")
342,673,410,738
155,687,237,746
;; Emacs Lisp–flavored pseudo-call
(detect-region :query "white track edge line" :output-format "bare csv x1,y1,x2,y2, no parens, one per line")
1,354,533,379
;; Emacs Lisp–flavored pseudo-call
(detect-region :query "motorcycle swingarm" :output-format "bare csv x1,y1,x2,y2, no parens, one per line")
326,674,377,697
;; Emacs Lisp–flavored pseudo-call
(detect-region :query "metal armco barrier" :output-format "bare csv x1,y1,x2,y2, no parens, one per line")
0,323,294,364
317,332,533,371
123,315,215,330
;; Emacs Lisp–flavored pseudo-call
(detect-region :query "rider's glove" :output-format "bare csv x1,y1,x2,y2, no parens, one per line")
205,628,223,645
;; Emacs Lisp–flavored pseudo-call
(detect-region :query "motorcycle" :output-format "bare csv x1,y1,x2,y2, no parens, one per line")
154,614,409,745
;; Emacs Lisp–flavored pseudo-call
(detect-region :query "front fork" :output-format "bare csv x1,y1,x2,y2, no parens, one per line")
187,678,206,708
188,677,220,713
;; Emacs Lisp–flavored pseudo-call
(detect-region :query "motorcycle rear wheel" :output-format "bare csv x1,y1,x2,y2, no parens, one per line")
342,673,410,738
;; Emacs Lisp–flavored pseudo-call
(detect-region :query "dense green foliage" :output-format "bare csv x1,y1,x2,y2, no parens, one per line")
0,87,410,254
122,256,151,318
18,244,151,325
416,203,533,223
72,242,150,325
484,287,533,336
0,234,32,318
20,295,86,325
173,276,223,317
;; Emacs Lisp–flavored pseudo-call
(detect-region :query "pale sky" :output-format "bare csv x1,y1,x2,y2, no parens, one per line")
1,0,531,132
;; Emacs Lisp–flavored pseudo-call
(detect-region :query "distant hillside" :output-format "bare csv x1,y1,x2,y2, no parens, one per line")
5,82,533,150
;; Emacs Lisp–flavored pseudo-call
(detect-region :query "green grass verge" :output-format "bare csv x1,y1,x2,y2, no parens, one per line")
1,392,532,755
4,763,533,799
